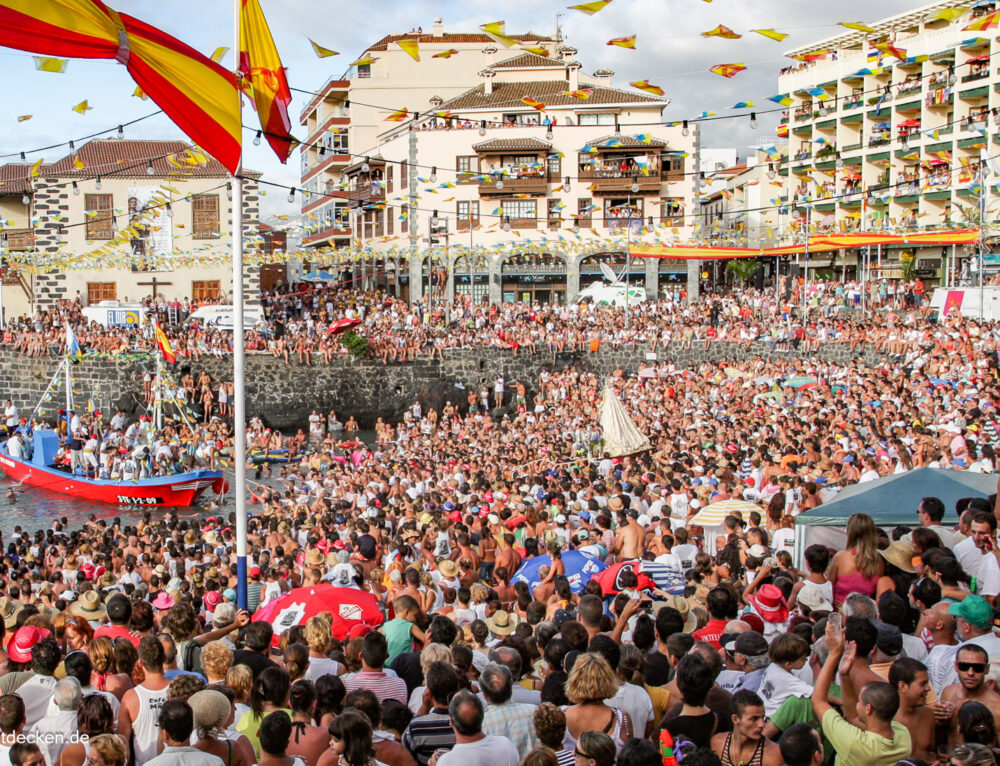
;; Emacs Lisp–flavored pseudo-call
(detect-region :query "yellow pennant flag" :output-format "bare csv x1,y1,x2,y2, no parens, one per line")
29,158,43,177
132,86,148,100
930,8,965,22
481,21,517,47
73,155,85,170
702,25,741,39
432,49,459,58
629,79,664,95
607,35,636,48
709,63,746,77
839,21,876,32
384,108,409,121
17,115,32,122
350,56,377,66
520,46,550,56
210,47,228,62
309,38,338,57
33,56,68,72
568,0,612,14
396,39,420,61
751,28,788,41
71,100,92,114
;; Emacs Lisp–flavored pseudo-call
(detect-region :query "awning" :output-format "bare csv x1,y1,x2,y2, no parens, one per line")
967,53,990,64
898,119,921,127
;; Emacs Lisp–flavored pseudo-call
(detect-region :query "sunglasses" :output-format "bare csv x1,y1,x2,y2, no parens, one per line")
957,661,987,673
574,750,593,760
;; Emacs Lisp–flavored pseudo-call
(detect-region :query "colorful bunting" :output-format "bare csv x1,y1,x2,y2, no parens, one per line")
396,39,420,61
132,86,147,100
931,8,965,22
308,38,339,57
768,94,793,106
480,21,517,47
731,101,754,108
384,108,409,121
629,80,664,96
71,100,91,114
33,56,68,72
568,0,612,14
16,115,31,122
520,47,550,56
875,41,907,59
839,21,876,32
522,97,546,110
607,35,636,49
964,10,999,30
709,63,746,77
559,88,593,99
350,56,377,66
751,28,788,41
210,47,228,62
702,25,741,39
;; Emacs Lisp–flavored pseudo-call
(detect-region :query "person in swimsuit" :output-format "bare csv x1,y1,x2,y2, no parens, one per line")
827,512,884,609
712,690,782,766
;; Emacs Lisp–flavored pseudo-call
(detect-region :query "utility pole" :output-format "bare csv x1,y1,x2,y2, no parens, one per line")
406,125,418,303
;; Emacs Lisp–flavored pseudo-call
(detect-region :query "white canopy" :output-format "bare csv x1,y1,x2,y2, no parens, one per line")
598,384,651,458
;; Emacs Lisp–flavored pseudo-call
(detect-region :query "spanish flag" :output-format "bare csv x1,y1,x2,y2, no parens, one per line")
0,0,240,174
154,323,176,365
239,0,294,163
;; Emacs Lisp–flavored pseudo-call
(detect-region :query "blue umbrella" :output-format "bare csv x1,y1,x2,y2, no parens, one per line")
511,550,607,594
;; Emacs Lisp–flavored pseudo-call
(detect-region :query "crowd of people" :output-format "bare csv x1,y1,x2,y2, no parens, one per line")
2,278,1000,766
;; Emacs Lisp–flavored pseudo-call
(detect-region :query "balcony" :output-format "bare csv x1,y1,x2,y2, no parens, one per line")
578,167,662,194
604,217,644,233
895,183,920,197
348,179,385,208
3,228,34,250
477,174,550,196
843,99,863,110
962,69,989,83
897,80,922,96
793,151,811,161
303,223,352,246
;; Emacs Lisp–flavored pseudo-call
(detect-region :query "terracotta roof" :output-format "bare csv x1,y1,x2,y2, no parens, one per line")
438,79,668,111
367,32,556,51
485,52,565,71
472,137,553,152
588,134,668,148
0,164,32,195
44,139,236,178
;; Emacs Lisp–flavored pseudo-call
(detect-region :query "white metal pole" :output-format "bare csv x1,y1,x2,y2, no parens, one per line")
65,354,72,423
233,0,248,612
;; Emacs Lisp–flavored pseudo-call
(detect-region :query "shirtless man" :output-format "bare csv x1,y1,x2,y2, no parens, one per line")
937,645,1000,738
615,509,646,561
495,533,521,577
889,658,936,760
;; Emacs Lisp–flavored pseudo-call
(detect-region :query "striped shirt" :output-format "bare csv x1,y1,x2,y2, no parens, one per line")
402,709,455,766
343,670,408,705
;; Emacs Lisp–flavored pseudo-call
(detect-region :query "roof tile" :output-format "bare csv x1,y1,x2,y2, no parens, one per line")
472,137,553,152
367,32,556,51
438,79,669,111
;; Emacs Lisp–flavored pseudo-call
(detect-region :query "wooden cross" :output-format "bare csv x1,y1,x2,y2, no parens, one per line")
137,276,172,299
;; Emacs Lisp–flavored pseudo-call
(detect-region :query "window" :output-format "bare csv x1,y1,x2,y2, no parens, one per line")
662,199,683,220
357,63,371,78
192,280,220,301
504,199,536,220
326,131,349,152
548,199,562,228
192,194,220,239
85,194,114,240
577,113,617,126
665,155,684,174
386,166,393,194
87,282,116,303
577,198,593,226
401,160,407,189
457,156,474,173
547,154,561,178
457,201,479,229
4,228,34,250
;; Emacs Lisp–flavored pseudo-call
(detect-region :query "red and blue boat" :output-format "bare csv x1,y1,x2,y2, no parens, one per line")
0,430,227,507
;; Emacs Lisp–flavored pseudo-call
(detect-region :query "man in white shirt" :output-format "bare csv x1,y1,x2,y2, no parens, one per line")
30,677,80,766
653,534,683,572
970,513,1000,600
6,433,24,460
4,400,17,433
17,636,60,730
143,700,223,766
434,690,519,766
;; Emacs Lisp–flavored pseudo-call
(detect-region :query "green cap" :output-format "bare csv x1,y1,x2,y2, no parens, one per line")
948,594,994,629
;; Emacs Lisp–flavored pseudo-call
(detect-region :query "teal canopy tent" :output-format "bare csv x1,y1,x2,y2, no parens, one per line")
792,468,997,564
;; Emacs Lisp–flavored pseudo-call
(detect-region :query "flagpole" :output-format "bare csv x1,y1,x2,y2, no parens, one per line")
233,0,249,613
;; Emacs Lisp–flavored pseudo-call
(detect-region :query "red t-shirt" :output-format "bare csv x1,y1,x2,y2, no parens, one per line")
692,618,728,649
94,624,140,648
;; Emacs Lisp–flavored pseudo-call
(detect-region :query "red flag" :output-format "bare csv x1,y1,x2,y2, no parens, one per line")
154,323,176,364
239,0,294,163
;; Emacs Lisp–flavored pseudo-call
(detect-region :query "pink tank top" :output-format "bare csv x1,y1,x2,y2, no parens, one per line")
833,571,878,607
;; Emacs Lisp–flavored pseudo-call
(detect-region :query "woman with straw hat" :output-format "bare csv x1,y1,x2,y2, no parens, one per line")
190,688,256,766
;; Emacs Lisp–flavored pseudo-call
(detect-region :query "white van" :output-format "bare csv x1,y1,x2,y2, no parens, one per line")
929,286,1000,321
81,301,148,327
575,282,647,308
186,305,265,330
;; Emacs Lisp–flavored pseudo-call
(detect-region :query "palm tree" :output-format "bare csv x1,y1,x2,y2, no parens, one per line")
726,259,760,286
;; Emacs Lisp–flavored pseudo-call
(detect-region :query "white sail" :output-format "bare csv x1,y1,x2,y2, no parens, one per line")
598,384,651,457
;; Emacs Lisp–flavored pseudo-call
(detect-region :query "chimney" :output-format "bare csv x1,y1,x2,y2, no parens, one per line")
593,68,614,85
481,70,495,95
433,17,443,36
567,63,580,91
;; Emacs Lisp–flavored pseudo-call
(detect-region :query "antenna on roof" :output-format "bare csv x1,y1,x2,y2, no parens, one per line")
554,11,564,42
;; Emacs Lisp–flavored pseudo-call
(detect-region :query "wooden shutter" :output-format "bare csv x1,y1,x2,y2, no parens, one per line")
85,194,114,240
192,280,221,300
192,194,220,238
87,282,116,303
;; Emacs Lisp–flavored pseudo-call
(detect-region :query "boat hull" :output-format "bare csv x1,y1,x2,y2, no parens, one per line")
0,449,226,507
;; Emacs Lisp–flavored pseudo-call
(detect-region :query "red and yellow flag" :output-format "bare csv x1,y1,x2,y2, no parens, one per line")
965,10,1000,30
709,63,747,77
239,0,294,163
0,0,240,174
154,323,176,364
607,35,636,49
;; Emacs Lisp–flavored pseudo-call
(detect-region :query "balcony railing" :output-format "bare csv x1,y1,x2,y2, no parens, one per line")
895,183,920,197
477,175,550,196
348,180,385,207
897,80,922,95
962,69,989,83
3,228,34,250
578,168,662,193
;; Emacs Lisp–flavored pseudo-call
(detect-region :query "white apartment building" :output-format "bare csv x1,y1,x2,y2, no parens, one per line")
777,0,999,282
0,139,260,320
298,21,700,304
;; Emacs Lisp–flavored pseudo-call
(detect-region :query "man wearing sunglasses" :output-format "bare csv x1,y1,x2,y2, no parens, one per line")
937,644,1000,741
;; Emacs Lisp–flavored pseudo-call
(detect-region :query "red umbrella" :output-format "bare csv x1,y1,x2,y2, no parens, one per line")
326,318,362,335
252,584,383,645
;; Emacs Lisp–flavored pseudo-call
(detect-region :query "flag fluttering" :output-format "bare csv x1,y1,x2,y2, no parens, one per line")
629,79,664,95
607,35,636,48
751,28,788,41
709,63,746,77
384,108,408,121
65,323,82,360
568,0,612,14
480,21,517,47
396,38,420,61
33,55,68,72
702,25,740,39
839,21,876,32
0,0,240,174
433,49,459,58
309,38,338,57
522,96,546,110
239,0,294,163
154,323,176,364
931,8,965,22
71,99,91,114
964,10,999,30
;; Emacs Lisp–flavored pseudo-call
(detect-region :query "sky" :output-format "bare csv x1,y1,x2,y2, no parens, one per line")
0,0,923,218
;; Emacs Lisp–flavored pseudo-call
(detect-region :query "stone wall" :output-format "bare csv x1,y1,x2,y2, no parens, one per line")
0,340,888,431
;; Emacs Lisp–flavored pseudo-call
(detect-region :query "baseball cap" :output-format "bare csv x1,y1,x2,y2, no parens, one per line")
249,566,261,578
733,631,769,657
873,621,903,656
949,595,994,629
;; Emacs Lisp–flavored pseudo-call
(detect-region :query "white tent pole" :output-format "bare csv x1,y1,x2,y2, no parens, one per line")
233,0,248,611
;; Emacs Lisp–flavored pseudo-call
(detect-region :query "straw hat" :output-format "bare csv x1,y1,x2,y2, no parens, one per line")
69,590,107,621
305,549,325,567
654,595,697,633
438,559,459,579
0,597,22,630
485,610,520,636
879,541,916,574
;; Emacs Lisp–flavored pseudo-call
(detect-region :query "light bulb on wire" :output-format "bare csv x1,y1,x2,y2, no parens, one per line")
681,120,689,137
750,112,758,129
287,188,296,203
253,130,262,146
